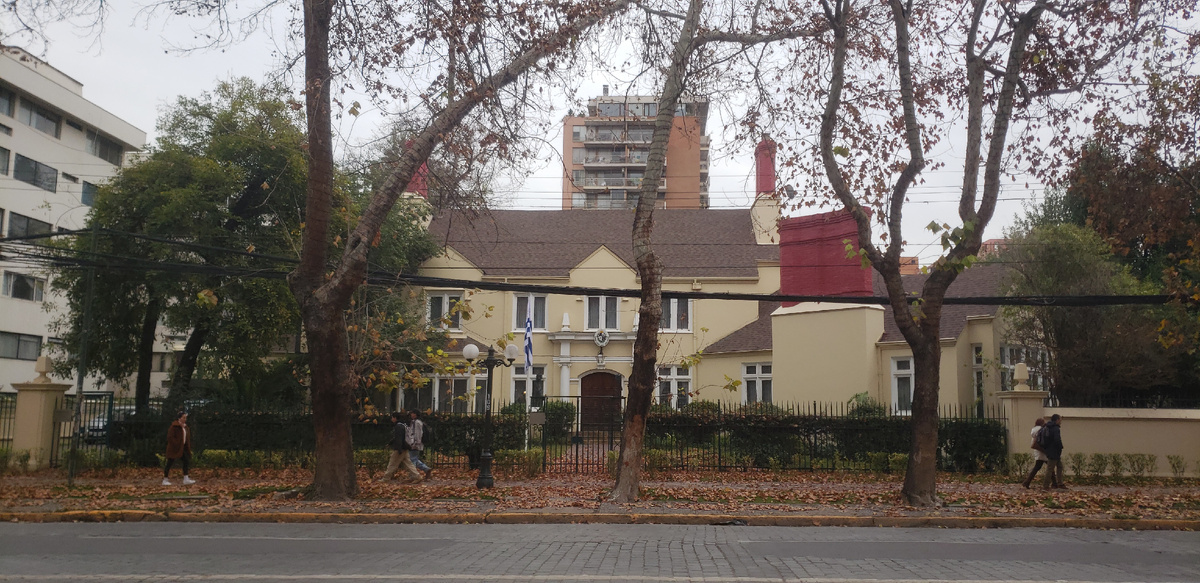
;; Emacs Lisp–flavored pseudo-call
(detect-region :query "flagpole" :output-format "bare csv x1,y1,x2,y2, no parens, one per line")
523,298,534,451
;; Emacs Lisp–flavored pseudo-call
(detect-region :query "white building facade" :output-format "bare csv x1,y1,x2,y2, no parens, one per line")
0,47,146,393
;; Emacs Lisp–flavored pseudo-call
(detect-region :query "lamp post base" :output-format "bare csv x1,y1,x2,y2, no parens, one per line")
476,450,495,489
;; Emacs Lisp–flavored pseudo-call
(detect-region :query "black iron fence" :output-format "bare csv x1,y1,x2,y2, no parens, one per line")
0,393,15,450
40,397,1007,475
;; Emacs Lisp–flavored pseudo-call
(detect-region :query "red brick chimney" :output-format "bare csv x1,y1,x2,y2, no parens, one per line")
779,210,873,305
755,138,776,196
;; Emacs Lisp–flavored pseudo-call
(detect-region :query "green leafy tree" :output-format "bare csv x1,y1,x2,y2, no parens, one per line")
996,222,1185,405
50,79,307,410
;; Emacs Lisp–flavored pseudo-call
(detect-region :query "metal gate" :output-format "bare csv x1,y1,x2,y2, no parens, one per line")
50,391,114,468
538,395,623,474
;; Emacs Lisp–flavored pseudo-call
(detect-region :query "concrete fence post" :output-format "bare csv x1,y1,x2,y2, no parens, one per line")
997,362,1048,457
10,356,72,470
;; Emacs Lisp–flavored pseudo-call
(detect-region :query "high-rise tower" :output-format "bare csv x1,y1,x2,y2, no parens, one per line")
561,87,708,209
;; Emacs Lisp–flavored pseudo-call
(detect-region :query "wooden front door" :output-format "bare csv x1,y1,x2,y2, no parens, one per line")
580,373,623,430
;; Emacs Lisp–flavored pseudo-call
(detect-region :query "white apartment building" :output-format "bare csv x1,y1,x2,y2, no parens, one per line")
0,47,147,393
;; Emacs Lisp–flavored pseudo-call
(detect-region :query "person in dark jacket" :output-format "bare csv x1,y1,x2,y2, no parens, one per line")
1041,414,1067,489
380,411,422,483
163,410,195,486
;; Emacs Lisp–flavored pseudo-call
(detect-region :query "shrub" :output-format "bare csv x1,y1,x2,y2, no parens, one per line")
0,447,9,475
1107,453,1126,478
541,401,576,440
643,448,674,476
355,448,391,477
1168,455,1188,478
865,452,890,473
1067,452,1087,477
888,453,908,474
1087,453,1109,479
1125,454,1153,479
1010,453,1033,477
494,448,544,479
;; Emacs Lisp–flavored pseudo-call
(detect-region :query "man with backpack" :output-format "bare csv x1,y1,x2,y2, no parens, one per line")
381,411,422,483
406,410,434,480
1039,414,1067,490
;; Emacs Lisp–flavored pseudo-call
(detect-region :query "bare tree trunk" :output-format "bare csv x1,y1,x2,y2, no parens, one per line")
900,305,943,506
134,296,161,413
287,0,360,500
610,0,704,503
168,317,211,399
286,0,631,501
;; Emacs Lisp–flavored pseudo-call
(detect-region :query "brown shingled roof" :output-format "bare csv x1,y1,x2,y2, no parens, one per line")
876,262,1006,343
704,262,1008,352
703,298,780,354
427,209,778,278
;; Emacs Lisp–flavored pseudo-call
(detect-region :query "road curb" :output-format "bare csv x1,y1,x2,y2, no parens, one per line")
2,510,1197,530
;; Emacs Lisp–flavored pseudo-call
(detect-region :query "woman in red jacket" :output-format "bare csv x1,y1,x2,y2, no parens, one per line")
163,410,195,486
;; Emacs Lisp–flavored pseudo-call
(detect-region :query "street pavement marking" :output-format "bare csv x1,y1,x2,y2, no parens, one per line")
0,576,1156,582
79,535,441,541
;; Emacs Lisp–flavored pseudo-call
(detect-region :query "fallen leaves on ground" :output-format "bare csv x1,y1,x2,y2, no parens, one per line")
1,467,1196,521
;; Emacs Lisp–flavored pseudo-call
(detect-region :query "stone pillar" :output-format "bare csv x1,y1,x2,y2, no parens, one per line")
11,356,72,470
997,362,1048,457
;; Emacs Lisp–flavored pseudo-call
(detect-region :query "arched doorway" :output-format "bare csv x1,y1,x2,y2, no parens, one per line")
580,371,623,430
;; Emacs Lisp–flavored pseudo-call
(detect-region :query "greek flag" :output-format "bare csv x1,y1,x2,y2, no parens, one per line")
524,299,534,371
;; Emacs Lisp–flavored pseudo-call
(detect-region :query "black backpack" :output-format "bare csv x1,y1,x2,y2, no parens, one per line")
1036,423,1052,449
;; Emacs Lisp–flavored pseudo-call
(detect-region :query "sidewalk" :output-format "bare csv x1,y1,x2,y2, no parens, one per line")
3,467,1198,529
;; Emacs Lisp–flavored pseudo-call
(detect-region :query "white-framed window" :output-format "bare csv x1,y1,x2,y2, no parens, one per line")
1000,344,1050,391
891,357,913,415
2,271,45,302
743,363,772,404
586,296,618,330
571,125,585,142
427,291,462,330
657,365,691,409
152,352,173,373
512,365,546,408
433,376,471,414
18,99,60,138
972,344,985,414
661,298,691,332
572,147,586,164
514,293,547,331
0,331,41,360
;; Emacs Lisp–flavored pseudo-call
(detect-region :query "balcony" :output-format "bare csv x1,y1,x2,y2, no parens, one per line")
581,151,651,166
579,176,667,190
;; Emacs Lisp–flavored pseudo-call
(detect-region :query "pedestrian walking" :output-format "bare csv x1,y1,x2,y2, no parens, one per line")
406,410,433,480
163,410,195,486
380,411,422,483
1041,414,1067,490
1022,417,1048,488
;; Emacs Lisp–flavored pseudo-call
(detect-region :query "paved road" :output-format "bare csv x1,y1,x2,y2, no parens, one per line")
1,523,1197,582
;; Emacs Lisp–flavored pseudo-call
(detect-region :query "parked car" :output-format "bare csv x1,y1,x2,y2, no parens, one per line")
82,405,137,445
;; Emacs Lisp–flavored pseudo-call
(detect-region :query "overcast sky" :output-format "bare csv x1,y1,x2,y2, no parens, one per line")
35,3,1040,264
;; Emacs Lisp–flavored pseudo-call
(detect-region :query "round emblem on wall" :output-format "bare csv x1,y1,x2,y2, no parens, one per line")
593,329,610,347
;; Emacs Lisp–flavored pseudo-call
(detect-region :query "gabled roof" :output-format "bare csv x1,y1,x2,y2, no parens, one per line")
704,262,1007,353
877,262,1006,343
427,209,778,278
